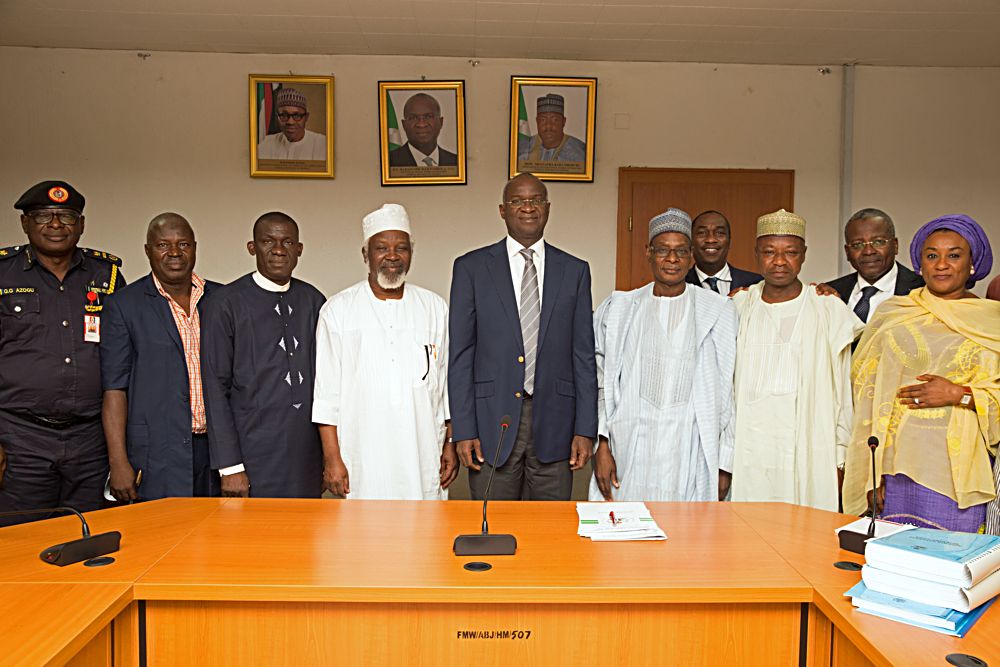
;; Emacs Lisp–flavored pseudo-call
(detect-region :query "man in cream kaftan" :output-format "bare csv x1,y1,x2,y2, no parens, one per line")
730,210,863,511
313,205,456,500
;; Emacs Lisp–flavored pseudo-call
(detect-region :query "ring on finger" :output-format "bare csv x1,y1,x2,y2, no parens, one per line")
914,397,921,405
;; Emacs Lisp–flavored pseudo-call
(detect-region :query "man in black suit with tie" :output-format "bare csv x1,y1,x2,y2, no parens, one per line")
823,208,924,323
685,210,762,295
387,93,458,168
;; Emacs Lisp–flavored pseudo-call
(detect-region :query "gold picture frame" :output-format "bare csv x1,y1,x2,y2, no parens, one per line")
249,74,334,179
509,76,597,182
378,80,466,186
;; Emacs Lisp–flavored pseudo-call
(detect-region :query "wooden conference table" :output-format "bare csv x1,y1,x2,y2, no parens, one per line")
0,499,998,666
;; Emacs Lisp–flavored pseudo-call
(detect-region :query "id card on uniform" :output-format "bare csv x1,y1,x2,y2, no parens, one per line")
84,314,101,343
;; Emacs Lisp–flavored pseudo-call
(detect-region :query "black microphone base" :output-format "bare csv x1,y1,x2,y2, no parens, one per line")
454,533,517,556
838,529,872,555
40,531,122,566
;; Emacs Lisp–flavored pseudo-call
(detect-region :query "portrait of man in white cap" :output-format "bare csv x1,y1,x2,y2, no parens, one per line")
313,204,456,500
257,86,327,161
517,92,587,165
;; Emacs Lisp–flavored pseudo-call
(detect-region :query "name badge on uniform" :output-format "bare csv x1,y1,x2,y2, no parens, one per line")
84,314,101,343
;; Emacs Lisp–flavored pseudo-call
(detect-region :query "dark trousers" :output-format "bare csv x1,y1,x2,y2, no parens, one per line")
469,397,573,501
0,411,107,526
190,433,220,498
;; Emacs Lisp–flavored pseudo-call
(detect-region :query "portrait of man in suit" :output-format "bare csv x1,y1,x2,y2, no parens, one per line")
685,210,763,295
823,208,924,323
381,83,465,185
388,93,458,169
448,173,597,501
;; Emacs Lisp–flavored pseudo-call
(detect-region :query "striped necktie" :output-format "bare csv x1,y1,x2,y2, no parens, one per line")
519,249,540,395
853,286,879,322
422,156,436,166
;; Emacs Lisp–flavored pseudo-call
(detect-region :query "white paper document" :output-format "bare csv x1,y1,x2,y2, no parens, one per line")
834,517,915,540
576,502,667,541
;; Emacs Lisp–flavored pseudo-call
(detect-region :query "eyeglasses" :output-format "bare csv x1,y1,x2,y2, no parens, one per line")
504,197,549,209
649,246,691,259
847,239,891,252
27,210,80,226
277,112,306,121
403,113,438,123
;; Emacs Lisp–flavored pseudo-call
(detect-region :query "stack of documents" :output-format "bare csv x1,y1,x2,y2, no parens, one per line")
844,528,1000,636
576,502,667,541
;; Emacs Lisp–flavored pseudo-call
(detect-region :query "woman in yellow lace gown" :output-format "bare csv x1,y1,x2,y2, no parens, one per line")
843,215,1000,533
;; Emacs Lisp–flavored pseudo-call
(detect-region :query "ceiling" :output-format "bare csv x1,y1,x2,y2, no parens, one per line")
1,0,998,67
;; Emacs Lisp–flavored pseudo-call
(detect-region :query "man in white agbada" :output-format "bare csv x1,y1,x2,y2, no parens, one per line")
312,204,457,499
730,210,863,511
590,208,738,502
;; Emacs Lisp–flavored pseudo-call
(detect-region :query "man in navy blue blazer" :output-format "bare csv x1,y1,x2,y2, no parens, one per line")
449,173,597,500
685,210,763,294
100,214,220,502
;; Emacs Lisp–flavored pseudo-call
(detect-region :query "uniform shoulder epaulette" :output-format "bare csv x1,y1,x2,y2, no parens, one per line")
81,248,123,266
0,245,26,260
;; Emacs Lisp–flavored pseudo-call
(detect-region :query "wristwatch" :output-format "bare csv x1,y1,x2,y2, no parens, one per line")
959,386,973,407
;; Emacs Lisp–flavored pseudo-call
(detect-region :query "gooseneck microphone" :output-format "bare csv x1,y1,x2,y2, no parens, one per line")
0,506,122,566
838,436,881,555
454,414,518,556
866,436,880,538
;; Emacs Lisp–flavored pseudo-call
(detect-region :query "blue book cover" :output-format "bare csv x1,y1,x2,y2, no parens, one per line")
869,528,1000,564
847,582,995,637
846,582,966,629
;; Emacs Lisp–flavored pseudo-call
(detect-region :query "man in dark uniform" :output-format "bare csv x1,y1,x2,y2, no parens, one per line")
0,180,125,525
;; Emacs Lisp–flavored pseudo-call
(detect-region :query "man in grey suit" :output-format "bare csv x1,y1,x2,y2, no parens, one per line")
388,93,458,168
824,208,924,323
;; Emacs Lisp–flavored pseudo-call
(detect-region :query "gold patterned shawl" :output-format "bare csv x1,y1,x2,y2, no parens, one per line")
843,288,1000,514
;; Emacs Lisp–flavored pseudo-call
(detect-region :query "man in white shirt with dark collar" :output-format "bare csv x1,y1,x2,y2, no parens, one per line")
823,208,924,323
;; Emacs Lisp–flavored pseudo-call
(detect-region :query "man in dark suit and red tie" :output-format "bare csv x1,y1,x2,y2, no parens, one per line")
685,210,763,295
823,208,924,323
448,173,597,501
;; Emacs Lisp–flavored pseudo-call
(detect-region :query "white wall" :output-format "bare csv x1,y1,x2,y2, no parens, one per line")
0,47,996,300
852,66,1000,294
0,46,844,301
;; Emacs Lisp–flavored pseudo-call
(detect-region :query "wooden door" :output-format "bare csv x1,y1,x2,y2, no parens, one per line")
616,168,795,290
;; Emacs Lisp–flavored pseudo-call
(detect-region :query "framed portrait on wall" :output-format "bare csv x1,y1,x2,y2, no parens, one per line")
509,76,597,182
249,74,334,178
378,80,466,186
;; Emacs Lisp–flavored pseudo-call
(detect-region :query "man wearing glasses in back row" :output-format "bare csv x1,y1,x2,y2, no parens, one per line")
823,208,924,323
0,181,126,525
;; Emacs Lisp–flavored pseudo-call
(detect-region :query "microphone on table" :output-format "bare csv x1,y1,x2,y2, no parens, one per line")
0,506,121,566
838,436,880,555
454,414,518,556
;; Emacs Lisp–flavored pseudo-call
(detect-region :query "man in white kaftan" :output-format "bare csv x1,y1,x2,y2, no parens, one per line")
730,210,863,511
590,208,738,502
313,204,456,500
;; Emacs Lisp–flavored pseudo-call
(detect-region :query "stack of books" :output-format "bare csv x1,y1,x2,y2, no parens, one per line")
845,528,1000,636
